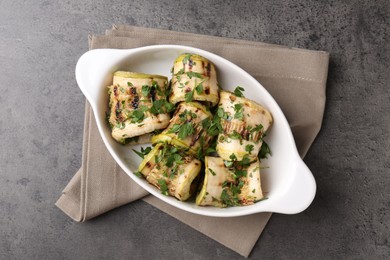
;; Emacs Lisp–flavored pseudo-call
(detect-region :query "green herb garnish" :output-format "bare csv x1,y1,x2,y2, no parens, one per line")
259,140,271,159
195,81,204,94
142,85,151,97
186,71,203,79
233,86,245,97
245,144,254,154
209,168,216,176
233,103,244,120
132,146,152,159
182,54,192,64
129,105,148,123
157,179,169,195
185,89,194,102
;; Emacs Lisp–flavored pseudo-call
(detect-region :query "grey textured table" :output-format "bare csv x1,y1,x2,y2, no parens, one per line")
1,0,389,259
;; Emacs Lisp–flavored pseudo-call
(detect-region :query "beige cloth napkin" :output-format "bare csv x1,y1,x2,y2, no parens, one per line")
56,25,329,257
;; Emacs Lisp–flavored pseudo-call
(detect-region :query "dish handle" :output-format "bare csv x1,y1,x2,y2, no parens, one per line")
75,49,134,109
269,157,317,214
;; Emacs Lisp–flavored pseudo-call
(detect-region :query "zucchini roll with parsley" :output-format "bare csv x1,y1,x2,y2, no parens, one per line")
151,102,213,156
216,90,273,161
169,53,219,106
138,143,202,201
196,156,264,207
108,71,173,144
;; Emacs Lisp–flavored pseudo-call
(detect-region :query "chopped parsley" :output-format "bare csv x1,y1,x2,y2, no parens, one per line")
245,144,254,154
149,99,175,115
201,116,222,137
177,122,195,139
251,124,263,133
167,109,198,139
228,131,242,140
152,80,164,96
115,121,126,129
184,89,194,102
233,86,245,97
220,180,244,207
129,105,149,123
186,71,203,79
233,103,244,120
134,171,143,177
259,140,271,159
157,179,169,195
217,107,230,120
182,54,192,64
195,81,204,94
209,168,216,176
132,146,152,159
141,85,151,97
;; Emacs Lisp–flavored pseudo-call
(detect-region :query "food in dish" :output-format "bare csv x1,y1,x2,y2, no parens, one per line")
107,53,272,207
151,101,213,156
137,143,201,201
107,71,173,144
169,53,220,106
216,90,273,161
196,156,264,206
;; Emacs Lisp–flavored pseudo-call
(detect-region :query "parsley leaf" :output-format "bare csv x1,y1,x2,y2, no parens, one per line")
245,144,254,154
233,103,244,120
132,146,152,158
149,100,175,115
259,141,271,159
186,71,203,79
142,85,151,97
234,169,247,178
237,155,251,167
129,105,148,123
195,81,204,94
152,80,164,96
157,179,169,195
201,117,222,137
185,89,194,102
178,122,195,139
233,86,245,97
228,131,242,140
134,171,143,177
167,110,196,140
251,124,263,133
182,54,192,64
209,168,216,176
229,153,237,161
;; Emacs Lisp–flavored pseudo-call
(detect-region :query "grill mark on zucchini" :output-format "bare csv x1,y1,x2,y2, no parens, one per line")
131,95,139,109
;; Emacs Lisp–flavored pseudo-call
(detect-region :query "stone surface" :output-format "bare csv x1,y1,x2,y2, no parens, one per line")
0,0,389,259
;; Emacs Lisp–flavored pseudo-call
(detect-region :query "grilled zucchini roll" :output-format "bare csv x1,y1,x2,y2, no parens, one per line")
108,71,172,144
138,143,202,201
151,102,213,156
196,156,264,207
216,91,273,161
169,53,220,106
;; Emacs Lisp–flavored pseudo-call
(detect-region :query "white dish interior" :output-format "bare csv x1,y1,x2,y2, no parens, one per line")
75,45,316,217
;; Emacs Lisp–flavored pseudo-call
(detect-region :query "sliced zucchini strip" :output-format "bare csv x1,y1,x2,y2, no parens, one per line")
216,90,273,161
169,53,220,106
138,143,202,201
108,71,171,143
196,156,264,207
151,102,213,156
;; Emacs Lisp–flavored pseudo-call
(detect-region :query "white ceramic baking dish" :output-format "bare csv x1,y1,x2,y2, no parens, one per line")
75,45,316,217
